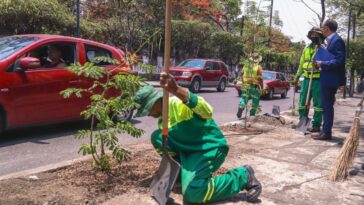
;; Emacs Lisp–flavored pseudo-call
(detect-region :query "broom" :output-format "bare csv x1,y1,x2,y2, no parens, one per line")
329,93,364,181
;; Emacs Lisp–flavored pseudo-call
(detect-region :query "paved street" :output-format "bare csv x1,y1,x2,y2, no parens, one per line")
0,87,295,177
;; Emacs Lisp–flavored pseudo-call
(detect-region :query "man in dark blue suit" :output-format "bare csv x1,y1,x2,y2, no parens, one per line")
312,19,346,140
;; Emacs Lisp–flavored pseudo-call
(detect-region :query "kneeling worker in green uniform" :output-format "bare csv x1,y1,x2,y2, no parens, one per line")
133,73,262,204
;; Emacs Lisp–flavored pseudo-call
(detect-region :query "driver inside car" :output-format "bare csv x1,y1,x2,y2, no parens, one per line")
44,45,67,68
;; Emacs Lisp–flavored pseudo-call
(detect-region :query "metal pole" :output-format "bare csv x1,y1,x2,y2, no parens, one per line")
76,0,81,38
344,5,352,99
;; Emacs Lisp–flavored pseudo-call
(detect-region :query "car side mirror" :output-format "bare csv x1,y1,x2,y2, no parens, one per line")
17,57,41,71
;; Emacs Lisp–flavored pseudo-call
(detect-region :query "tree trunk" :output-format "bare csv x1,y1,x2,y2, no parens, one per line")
320,0,326,26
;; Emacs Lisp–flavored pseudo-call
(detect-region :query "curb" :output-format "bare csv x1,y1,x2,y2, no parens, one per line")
0,155,92,181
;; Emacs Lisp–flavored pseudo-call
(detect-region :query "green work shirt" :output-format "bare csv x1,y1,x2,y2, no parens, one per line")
157,92,228,153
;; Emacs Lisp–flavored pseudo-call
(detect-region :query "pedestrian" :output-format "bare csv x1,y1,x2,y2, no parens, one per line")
236,53,263,118
294,27,324,132
133,73,262,204
312,19,346,140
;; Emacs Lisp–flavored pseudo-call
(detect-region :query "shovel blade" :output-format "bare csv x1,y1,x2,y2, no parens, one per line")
151,155,181,205
296,116,312,133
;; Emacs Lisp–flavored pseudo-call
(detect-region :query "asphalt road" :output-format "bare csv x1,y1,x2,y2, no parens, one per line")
0,87,295,177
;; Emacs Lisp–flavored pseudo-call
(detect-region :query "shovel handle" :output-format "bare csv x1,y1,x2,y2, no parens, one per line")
162,0,172,152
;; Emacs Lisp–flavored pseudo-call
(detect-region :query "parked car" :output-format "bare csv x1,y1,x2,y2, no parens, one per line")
169,59,229,93
0,34,133,135
234,70,290,99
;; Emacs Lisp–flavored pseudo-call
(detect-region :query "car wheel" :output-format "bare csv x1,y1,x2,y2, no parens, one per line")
281,89,288,98
189,78,201,93
112,109,134,122
217,78,226,92
267,90,273,100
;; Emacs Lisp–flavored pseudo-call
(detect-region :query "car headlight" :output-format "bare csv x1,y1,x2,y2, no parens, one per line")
182,71,192,77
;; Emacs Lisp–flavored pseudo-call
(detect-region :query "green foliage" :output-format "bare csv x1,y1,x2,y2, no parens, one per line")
209,31,243,65
347,40,364,73
139,63,157,74
61,57,144,171
0,0,304,74
0,0,106,39
172,20,213,59
0,0,73,35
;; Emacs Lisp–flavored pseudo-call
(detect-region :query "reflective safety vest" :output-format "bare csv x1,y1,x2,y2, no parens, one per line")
242,65,262,85
301,46,320,79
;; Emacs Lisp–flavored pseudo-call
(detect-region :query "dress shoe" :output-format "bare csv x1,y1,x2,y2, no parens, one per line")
307,127,320,133
243,165,262,202
311,132,332,140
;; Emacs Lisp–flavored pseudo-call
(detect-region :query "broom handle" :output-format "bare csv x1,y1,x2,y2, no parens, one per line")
305,46,318,108
162,0,172,151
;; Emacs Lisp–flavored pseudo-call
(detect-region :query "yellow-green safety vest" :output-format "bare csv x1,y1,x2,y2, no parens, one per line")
301,46,320,79
242,65,262,85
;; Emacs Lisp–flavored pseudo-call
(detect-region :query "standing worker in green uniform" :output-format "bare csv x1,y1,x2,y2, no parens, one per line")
133,73,262,204
237,53,263,119
294,27,324,132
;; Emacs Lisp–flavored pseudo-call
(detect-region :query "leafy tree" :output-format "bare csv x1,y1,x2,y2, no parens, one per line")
347,40,364,75
0,0,106,40
209,31,243,66
171,20,212,61
0,0,74,35
61,57,144,170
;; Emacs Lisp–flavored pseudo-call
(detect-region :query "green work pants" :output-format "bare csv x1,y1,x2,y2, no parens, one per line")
240,84,260,116
298,78,323,128
151,130,249,204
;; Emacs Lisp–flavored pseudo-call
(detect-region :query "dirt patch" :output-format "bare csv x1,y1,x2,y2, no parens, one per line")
0,144,232,205
220,123,264,135
0,147,159,205
251,114,286,126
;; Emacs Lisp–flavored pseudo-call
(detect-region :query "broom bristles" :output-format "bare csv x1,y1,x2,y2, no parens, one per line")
329,115,361,181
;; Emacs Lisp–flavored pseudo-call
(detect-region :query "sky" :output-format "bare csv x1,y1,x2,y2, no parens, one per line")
244,0,323,43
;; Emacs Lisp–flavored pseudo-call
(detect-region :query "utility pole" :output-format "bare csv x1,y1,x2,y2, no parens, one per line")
344,4,352,99
76,0,81,38
268,0,274,46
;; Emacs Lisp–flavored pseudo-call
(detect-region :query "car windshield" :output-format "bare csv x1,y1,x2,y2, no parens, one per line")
178,59,205,68
0,36,40,60
263,72,275,80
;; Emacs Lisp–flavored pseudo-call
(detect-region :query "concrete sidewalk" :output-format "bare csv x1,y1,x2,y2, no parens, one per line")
103,96,364,205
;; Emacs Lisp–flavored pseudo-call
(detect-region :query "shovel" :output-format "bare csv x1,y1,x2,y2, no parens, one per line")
150,1,181,204
296,46,318,133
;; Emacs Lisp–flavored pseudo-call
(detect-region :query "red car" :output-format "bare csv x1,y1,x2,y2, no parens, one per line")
169,59,229,93
234,70,290,99
0,34,132,135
